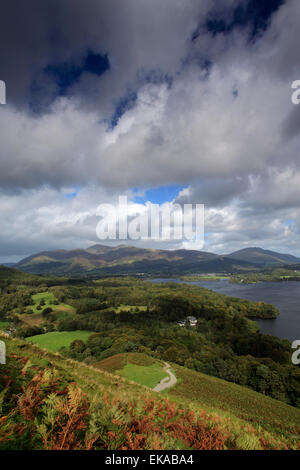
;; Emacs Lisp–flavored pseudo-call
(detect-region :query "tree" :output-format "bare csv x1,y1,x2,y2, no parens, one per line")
70,339,86,353
42,307,53,318
163,346,189,365
125,341,139,352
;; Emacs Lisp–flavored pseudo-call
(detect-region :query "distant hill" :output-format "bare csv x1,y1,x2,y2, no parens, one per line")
15,245,219,275
0,264,38,281
226,247,300,267
14,245,300,276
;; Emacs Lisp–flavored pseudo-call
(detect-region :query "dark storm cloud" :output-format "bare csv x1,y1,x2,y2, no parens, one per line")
0,0,194,110
0,0,246,112
281,106,300,141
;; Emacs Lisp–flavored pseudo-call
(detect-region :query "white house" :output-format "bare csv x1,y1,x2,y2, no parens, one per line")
186,316,198,326
178,316,198,327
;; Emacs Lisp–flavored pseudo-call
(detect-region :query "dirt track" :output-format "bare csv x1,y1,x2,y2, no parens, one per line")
153,362,177,392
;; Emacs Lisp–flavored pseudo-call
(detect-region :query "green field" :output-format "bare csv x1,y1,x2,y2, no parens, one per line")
16,290,76,328
26,330,92,352
0,321,9,330
29,291,75,315
97,352,168,388
30,291,57,313
114,304,148,313
117,362,167,388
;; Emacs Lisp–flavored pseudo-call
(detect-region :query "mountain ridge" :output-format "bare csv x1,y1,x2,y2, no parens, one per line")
226,247,300,266
10,244,300,276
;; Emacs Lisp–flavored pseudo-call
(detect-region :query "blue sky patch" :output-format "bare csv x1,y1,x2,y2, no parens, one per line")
133,184,187,205
284,219,295,226
64,188,79,199
45,50,110,96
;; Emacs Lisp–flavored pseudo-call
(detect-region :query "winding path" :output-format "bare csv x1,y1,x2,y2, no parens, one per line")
153,362,177,392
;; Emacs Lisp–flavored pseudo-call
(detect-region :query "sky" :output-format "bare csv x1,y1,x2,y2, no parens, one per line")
0,0,300,262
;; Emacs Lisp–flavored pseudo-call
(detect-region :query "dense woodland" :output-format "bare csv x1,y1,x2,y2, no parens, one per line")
0,272,299,408
230,267,300,283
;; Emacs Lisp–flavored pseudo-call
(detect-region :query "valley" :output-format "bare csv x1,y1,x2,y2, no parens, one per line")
0,260,299,450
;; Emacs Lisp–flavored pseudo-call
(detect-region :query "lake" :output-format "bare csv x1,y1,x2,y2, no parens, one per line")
150,278,300,341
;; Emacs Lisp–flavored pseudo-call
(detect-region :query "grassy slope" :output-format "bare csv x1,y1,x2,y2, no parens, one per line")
17,291,76,328
25,330,92,352
96,353,167,388
117,363,167,388
0,265,37,282
18,313,44,327
1,337,299,450
166,364,300,438
29,291,75,315
95,353,300,445
95,352,156,372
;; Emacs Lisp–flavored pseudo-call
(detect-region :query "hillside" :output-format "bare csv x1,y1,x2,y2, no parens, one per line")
15,244,221,276
96,352,300,445
226,247,300,267
1,335,299,450
0,265,38,282
14,244,300,276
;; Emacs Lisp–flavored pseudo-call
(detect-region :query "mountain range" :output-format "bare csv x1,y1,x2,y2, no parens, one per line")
9,245,300,276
